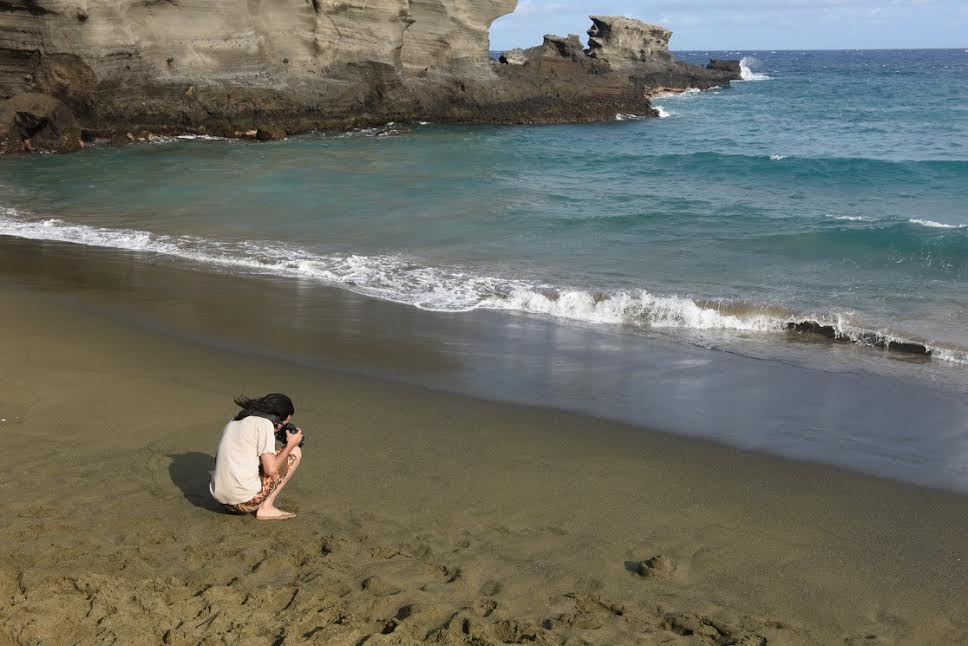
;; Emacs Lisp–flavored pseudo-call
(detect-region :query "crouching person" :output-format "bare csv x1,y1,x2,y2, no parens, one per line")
210,393,303,520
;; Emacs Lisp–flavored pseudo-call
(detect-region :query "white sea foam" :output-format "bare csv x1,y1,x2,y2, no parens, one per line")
0,208,526,312
482,289,787,332
652,88,701,100
337,125,400,138
654,106,673,119
0,208,962,364
934,348,968,365
175,135,229,141
739,57,772,81
769,154,787,161
826,214,872,222
909,218,967,230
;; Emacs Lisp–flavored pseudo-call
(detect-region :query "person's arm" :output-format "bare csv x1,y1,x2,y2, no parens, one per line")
261,428,303,476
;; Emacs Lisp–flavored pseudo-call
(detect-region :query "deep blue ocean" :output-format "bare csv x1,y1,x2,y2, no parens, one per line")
1,50,967,382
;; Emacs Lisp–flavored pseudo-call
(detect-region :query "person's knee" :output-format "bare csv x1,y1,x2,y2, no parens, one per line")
288,446,302,472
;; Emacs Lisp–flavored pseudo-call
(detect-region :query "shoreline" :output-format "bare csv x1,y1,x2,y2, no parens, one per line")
2,261,968,644
0,234,966,494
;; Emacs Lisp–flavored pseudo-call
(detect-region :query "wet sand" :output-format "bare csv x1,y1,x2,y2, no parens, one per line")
3,236,966,494
2,265,968,644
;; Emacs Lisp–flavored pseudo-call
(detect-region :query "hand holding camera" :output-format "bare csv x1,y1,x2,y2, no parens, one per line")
276,422,305,447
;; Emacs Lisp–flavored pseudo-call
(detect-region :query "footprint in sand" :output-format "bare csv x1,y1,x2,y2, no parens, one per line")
428,564,461,583
474,598,497,617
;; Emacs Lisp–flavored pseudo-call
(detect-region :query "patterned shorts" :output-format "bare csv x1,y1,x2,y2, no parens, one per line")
223,451,298,514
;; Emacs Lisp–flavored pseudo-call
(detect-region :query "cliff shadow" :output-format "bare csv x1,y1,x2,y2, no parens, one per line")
168,452,223,513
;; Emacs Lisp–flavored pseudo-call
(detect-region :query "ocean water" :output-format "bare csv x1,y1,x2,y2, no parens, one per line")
1,50,966,385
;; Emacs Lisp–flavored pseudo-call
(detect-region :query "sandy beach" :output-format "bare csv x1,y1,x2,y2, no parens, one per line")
1,249,967,645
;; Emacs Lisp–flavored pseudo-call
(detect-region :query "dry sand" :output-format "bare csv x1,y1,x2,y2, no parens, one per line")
1,282,967,645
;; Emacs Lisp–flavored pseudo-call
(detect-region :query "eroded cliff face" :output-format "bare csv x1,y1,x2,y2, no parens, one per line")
1,0,515,128
587,16,673,68
0,2,738,149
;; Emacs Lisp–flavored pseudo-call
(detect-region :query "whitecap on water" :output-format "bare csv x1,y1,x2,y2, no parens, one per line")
826,214,872,222
909,218,967,230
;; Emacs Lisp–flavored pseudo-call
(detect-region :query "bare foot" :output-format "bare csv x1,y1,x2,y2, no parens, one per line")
256,506,296,521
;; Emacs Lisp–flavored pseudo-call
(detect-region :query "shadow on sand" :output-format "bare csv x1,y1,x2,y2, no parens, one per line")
168,452,224,513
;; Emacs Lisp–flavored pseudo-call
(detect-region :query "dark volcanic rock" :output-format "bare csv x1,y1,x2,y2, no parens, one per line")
255,127,286,142
707,59,742,75
0,93,82,153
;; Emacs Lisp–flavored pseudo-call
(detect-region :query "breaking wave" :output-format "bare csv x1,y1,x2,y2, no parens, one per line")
909,218,968,230
739,57,772,81
1,208,964,365
174,134,229,142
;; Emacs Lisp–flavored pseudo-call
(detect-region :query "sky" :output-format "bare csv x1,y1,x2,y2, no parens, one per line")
489,0,968,51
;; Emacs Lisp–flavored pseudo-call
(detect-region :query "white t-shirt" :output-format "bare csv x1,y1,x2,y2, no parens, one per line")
210,416,276,504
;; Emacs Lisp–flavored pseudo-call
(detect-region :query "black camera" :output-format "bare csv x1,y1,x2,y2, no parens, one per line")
275,422,305,447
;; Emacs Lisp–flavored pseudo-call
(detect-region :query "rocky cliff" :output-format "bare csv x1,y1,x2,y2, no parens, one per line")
0,2,738,151
587,16,673,67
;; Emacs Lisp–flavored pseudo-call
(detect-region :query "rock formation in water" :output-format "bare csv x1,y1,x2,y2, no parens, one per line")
707,59,742,75
587,16,673,67
0,3,739,152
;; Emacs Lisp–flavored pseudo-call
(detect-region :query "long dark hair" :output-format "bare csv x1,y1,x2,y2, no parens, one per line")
233,393,295,424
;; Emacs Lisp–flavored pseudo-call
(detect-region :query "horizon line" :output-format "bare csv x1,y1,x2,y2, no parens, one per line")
489,45,968,53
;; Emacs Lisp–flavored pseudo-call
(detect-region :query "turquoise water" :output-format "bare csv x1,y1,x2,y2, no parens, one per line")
1,50,967,376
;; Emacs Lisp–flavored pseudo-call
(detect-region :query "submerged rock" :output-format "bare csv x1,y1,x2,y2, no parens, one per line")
886,340,932,356
787,321,841,340
787,321,932,357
